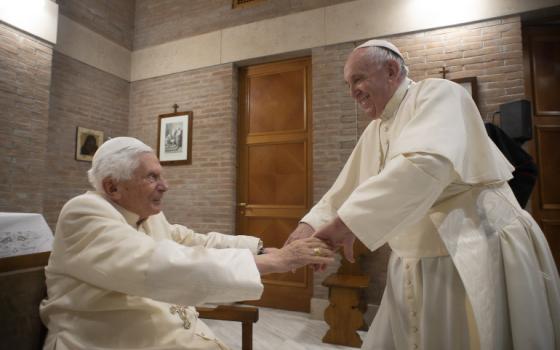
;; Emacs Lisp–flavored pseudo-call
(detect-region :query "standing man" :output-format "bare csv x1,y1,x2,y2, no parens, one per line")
40,136,334,350
287,40,560,349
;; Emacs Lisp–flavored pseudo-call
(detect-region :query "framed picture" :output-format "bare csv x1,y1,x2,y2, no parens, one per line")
157,111,193,165
452,77,479,108
75,126,104,162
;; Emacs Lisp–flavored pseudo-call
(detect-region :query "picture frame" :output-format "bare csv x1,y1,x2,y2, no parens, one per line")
157,111,193,165
75,126,104,162
452,77,479,108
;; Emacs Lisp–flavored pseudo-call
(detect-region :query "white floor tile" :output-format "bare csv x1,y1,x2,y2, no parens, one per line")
203,306,366,350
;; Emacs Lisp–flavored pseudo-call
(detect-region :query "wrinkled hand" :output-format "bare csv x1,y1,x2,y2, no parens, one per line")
279,237,335,271
255,237,335,275
283,223,315,247
313,216,356,262
283,223,322,271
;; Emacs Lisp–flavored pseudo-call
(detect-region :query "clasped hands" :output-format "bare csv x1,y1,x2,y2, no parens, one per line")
254,236,335,275
284,216,356,270
254,216,355,275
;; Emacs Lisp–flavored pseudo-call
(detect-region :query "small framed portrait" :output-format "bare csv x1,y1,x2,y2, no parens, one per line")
75,126,104,162
452,77,479,108
157,111,193,165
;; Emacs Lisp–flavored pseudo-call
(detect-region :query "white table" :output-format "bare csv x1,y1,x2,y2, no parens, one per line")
0,213,53,258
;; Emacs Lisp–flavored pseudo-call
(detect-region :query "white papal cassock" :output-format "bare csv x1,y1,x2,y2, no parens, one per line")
302,78,560,350
40,191,263,350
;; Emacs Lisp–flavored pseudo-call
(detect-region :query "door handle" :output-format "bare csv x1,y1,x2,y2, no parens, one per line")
238,203,246,215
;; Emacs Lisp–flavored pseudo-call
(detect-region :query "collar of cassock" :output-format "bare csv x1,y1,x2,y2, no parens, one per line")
379,77,412,122
101,192,145,227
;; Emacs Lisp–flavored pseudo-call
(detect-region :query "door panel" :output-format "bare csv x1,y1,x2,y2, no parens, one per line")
249,70,305,133
535,126,560,209
247,143,306,205
542,221,560,262
531,35,560,115
237,57,313,311
524,24,560,267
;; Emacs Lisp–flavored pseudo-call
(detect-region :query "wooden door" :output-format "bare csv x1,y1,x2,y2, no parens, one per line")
237,57,313,311
523,24,560,267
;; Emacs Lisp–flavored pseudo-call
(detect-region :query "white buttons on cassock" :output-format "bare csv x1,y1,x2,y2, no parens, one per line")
403,258,420,350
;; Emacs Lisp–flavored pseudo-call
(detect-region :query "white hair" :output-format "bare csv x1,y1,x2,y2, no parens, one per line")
87,137,154,192
363,46,409,78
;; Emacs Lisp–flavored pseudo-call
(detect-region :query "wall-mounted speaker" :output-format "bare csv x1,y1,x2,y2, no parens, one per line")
499,99,532,143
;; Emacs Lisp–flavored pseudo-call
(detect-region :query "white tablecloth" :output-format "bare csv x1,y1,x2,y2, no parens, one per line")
0,212,53,258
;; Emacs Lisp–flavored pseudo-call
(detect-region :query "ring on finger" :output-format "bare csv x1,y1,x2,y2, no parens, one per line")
313,247,322,256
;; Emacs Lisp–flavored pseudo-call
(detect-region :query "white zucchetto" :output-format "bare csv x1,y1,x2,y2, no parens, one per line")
355,39,405,61
92,137,152,165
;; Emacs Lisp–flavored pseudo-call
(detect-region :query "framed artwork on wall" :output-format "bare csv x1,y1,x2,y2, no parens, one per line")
75,126,104,162
157,111,193,165
452,77,479,108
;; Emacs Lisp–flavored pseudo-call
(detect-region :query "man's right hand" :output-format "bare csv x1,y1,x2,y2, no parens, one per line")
313,216,355,263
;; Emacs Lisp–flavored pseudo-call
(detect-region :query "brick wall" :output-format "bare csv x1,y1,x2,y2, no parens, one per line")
394,16,525,121
0,23,53,214
43,52,130,228
57,0,136,49
27,0,134,229
133,0,354,49
129,64,238,234
310,16,525,302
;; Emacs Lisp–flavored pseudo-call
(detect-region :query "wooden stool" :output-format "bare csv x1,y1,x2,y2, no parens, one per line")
322,273,370,348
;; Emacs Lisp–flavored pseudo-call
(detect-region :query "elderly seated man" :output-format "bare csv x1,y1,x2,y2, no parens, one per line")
40,137,334,350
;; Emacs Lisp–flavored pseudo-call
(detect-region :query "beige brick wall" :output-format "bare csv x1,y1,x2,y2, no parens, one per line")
57,0,136,49
1,5,130,230
310,16,525,302
43,52,130,228
393,16,525,121
0,23,53,214
129,64,238,234
133,0,355,49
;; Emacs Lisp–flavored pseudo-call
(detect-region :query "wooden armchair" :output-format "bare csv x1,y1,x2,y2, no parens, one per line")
0,252,258,350
196,304,259,350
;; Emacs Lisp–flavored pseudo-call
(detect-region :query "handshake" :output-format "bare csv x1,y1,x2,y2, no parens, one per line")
254,216,356,275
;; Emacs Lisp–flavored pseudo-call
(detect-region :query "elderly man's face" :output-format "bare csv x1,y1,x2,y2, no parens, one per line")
344,49,397,119
115,153,168,220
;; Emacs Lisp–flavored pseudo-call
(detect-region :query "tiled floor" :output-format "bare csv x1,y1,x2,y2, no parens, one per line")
204,306,366,350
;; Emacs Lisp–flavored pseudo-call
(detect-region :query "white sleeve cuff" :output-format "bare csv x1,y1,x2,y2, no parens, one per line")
145,240,263,305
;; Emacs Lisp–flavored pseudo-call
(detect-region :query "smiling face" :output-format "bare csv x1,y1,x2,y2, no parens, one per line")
106,152,169,220
344,48,401,120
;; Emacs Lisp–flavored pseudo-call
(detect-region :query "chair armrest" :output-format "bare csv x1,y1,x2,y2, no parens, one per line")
196,304,258,323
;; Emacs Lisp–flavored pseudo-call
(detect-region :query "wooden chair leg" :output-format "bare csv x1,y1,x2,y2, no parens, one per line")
242,321,252,350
